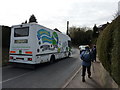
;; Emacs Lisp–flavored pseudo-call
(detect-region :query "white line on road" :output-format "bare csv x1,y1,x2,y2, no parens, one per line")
0,71,33,84
62,66,82,88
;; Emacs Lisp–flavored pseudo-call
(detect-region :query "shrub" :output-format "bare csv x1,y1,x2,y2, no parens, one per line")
97,16,120,85
111,17,120,85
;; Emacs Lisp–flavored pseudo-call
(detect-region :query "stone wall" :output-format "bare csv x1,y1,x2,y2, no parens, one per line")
98,60,119,88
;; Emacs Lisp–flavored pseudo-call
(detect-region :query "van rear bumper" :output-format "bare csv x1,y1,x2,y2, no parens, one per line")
9,54,32,56
9,60,36,64
9,55,36,64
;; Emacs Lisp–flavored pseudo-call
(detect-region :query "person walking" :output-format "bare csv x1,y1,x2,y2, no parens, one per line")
92,45,97,62
80,46,93,82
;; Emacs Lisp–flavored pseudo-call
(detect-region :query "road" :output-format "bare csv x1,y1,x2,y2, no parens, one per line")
2,48,82,88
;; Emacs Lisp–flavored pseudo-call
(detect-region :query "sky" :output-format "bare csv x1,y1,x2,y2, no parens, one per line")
0,0,119,33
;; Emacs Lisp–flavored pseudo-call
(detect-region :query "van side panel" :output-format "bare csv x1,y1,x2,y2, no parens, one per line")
35,24,71,63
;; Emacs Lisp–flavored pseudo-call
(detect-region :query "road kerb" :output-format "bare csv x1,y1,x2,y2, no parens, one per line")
62,66,82,88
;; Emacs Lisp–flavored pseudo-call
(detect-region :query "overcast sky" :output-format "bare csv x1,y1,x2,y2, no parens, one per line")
0,0,119,33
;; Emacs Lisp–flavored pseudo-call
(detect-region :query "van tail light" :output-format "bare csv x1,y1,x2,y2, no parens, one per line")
25,51,32,54
10,51,16,53
28,58,32,61
10,56,13,59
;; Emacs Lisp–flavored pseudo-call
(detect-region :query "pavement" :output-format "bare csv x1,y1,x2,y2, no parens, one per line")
64,58,119,88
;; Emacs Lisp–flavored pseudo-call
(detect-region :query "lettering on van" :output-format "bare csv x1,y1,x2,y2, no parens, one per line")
12,46,30,50
37,29,59,51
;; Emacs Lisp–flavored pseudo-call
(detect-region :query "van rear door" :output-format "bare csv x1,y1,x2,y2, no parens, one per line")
9,26,34,64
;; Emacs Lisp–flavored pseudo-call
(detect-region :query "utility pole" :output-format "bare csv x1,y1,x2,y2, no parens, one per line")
66,21,69,35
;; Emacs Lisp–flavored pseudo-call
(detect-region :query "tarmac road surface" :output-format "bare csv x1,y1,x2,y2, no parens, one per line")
2,48,82,88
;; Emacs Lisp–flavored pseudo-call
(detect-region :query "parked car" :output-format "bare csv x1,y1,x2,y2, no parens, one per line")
79,45,89,54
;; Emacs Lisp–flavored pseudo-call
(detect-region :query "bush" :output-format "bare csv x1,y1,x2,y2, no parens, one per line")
2,26,11,66
97,16,120,85
111,17,120,85
2,26,11,48
69,26,93,46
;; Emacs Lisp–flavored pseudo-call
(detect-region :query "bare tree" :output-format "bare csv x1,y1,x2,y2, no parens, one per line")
113,10,119,19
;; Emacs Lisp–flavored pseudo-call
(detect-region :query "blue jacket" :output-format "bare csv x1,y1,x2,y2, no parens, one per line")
80,50,92,66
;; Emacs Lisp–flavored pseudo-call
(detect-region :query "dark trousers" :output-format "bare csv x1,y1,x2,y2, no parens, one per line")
93,53,96,61
82,65,91,77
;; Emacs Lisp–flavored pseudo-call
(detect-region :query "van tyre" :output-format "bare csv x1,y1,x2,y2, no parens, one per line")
50,55,55,64
68,52,71,57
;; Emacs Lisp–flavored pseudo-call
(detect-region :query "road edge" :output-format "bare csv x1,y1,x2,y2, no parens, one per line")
62,66,82,88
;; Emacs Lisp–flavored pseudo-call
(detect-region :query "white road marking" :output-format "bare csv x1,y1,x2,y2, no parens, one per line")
0,71,33,84
62,66,82,88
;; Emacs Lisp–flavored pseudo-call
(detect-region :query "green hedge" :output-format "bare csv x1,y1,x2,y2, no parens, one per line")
2,26,11,66
97,16,120,85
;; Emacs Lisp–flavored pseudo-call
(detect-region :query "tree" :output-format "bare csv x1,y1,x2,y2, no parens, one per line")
2,26,11,48
113,11,119,19
29,14,38,23
68,26,93,46
25,20,27,23
92,24,98,38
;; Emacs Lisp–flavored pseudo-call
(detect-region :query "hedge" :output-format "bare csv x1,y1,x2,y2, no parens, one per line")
97,16,120,85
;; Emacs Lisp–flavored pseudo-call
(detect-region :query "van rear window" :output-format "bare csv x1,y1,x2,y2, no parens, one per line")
14,27,29,37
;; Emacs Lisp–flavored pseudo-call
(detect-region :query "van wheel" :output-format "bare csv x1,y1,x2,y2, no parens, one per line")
50,55,55,64
68,52,71,57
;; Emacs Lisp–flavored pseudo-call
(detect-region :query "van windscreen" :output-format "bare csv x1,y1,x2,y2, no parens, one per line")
14,27,29,37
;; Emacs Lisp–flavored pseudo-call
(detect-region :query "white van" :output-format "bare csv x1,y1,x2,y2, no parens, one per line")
9,23,71,65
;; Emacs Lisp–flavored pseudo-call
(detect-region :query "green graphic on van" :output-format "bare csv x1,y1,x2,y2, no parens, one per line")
37,29,60,52
37,29,59,46
52,32,58,46
19,50,22,54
